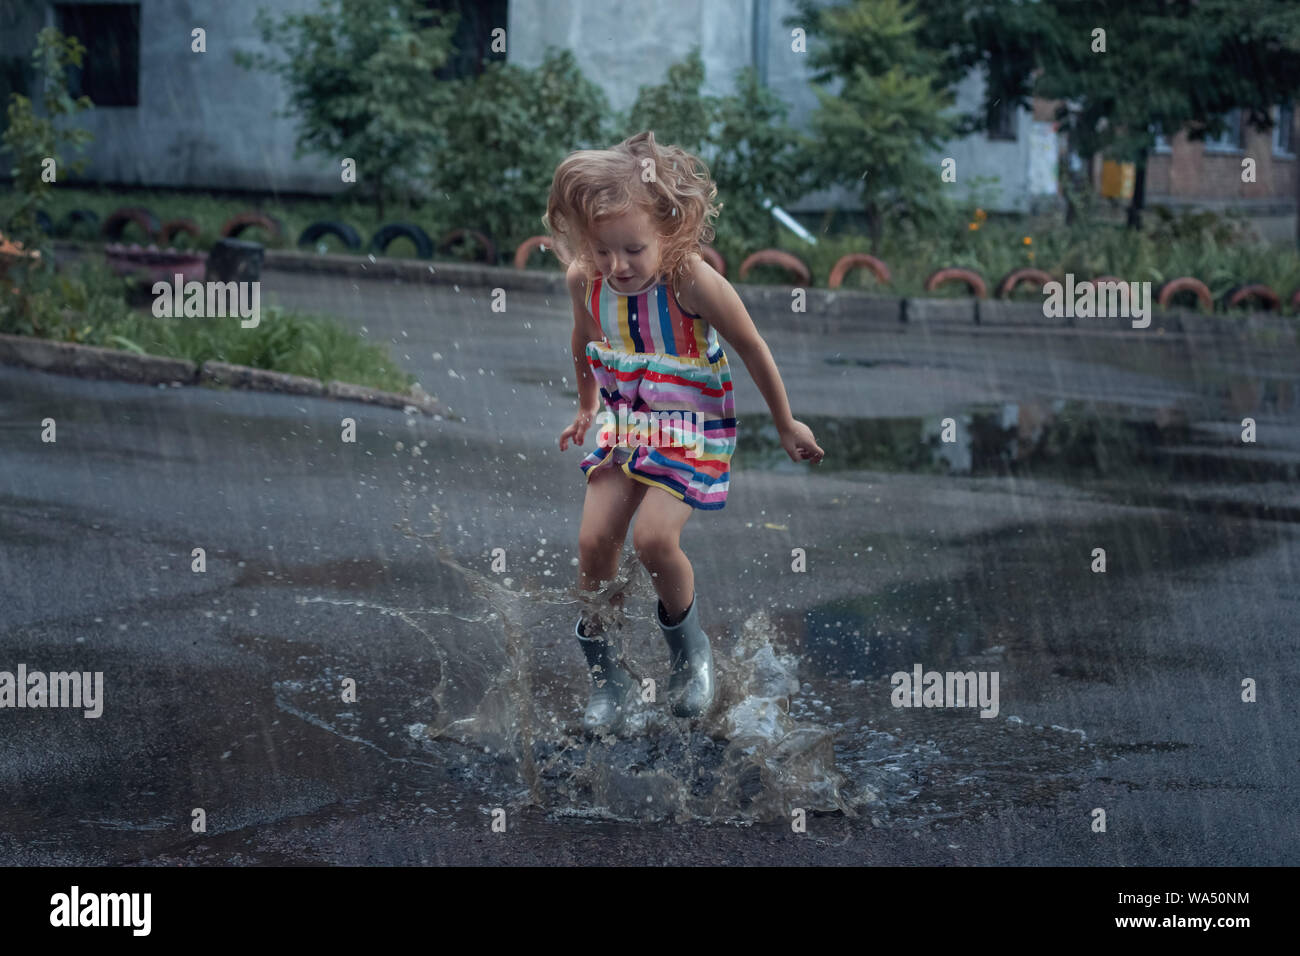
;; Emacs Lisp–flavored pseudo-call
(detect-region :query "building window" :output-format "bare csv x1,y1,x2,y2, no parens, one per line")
987,99,1017,141
424,0,509,80
55,3,139,107
1151,122,1171,154
1203,108,1244,153
1274,103,1295,157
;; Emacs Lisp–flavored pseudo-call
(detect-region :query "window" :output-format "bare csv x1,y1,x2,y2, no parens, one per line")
1203,109,1244,153
1275,102,1295,157
1151,122,1171,154
55,3,139,107
987,99,1017,141
424,0,509,80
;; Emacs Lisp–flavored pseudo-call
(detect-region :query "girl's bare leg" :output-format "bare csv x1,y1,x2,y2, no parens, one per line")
631,488,695,624
576,463,648,628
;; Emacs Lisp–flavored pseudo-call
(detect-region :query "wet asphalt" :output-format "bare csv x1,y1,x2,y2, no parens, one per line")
0,268,1297,865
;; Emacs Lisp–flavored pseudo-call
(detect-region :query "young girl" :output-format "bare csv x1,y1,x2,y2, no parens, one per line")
546,131,824,737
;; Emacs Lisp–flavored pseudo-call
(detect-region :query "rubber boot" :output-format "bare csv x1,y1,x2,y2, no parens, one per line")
575,617,635,736
657,593,715,718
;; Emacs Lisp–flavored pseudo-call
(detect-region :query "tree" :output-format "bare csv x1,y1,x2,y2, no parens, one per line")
1034,0,1300,229
431,48,609,252
897,0,1300,231
2,27,92,250
625,49,718,156
625,49,818,251
235,0,458,219
787,0,957,251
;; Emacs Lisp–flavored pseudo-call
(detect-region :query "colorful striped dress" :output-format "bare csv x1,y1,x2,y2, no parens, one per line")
578,271,736,510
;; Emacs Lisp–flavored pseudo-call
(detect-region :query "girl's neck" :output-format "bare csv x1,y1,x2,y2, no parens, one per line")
608,272,663,295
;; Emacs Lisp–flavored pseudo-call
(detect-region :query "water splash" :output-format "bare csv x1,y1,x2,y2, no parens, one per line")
382,489,865,823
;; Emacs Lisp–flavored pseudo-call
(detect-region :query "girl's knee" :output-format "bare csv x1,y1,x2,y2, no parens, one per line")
632,526,678,565
578,530,615,564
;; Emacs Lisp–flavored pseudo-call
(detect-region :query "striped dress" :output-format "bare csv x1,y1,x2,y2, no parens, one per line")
578,272,736,510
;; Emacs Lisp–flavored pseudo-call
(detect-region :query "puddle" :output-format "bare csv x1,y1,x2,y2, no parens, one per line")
737,380,1300,516
357,497,868,824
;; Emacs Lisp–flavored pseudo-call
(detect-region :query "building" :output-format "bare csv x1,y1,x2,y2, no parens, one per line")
5,0,1292,237
1146,107,1298,242
0,0,1044,219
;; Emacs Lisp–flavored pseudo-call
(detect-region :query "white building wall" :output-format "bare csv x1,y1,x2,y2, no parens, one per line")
508,0,1035,214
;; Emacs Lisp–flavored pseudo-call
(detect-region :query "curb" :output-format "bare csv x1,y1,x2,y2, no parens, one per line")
263,245,568,295
47,241,1300,344
256,246,1298,340
0,333,444,416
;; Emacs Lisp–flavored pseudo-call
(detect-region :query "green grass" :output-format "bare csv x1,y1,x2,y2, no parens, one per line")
0,258,417,395
763,211,1300,313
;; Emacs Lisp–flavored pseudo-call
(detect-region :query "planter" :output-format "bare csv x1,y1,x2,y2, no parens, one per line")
828,253,890,289
104,243,207,285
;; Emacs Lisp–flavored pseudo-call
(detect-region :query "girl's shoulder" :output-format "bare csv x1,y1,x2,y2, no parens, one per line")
676,251,707,314
671,252,714,317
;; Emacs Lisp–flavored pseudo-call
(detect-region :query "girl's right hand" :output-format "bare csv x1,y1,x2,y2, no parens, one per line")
559,406,599,451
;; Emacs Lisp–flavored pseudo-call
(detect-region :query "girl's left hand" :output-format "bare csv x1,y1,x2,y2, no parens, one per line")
779,419,825,464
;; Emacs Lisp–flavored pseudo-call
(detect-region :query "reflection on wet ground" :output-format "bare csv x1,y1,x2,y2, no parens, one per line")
2,291,1298,861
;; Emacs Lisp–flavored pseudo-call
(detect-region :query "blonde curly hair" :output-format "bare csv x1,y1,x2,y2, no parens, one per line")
543,131,721,288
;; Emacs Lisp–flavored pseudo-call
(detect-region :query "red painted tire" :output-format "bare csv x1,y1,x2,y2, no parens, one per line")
1223,283,1280,311
220,212,284,241
1157,277,1212,311
700,245,726,277
513,235,555,270
103,243,206,284
738,249,811,285
438,229,497,265
160,218,201,244
996,268,1054,298
924,267,987,299
102,207,160,241
828,253,891,289
1291,287,1300,312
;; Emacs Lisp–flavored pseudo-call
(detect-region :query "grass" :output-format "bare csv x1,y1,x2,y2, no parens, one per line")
765,210,1300,312
0,258,417,395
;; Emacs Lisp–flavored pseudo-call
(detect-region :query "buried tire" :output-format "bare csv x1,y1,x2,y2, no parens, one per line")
370,222,434,258
297,220,362,251
102,206,160,241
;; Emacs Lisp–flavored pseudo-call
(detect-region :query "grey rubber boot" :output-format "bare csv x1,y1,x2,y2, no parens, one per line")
657,593,715,718
575,617,636,736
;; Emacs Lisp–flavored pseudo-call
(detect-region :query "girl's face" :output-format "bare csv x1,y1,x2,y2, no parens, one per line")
589,206,661,293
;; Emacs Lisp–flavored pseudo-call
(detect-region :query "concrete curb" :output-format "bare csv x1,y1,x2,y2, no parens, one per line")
263,245,568,295
0,333,198,384
255,245,1298,343
0,333,444,416
47,240,1300,345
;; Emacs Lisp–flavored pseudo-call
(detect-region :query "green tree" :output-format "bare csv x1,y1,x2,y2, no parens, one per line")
235,0,458,220
901,0,1300,231
788,0,957,252
431,48,609,256
1032,0,1300,229
625,49,717,155
2,27,92,250
624,48,818,253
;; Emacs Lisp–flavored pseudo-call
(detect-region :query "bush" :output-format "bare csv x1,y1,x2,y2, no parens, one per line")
624,49,818,266
428,48,610,260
